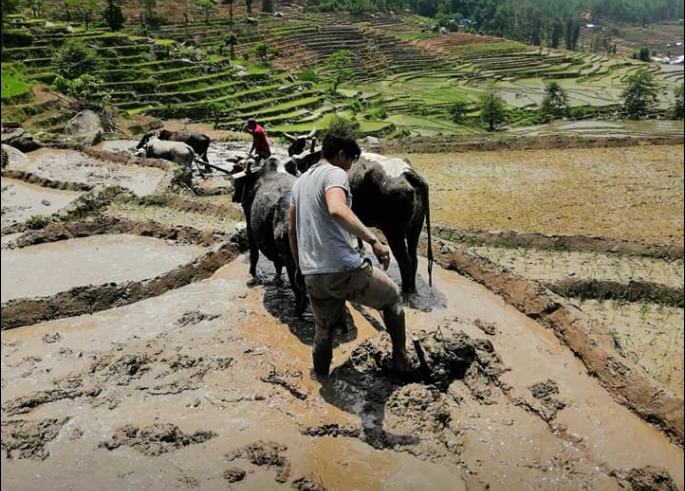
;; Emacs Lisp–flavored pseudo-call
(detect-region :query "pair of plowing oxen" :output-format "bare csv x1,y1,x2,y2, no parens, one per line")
136,128,433,316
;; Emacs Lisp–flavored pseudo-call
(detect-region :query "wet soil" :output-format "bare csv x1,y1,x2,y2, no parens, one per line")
1,256,682,491
7,149,166,197
1,177,83,228
574,299,685,397
1,234,205,302
469,245,684,291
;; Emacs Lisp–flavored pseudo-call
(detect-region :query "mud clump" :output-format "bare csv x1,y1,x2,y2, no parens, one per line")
1,418,68,460
526,379,566,422
2,387,101,416
612,466,679,491
223,467,246,483
41,332,62,344
334,326,502,393
473,318,498,335
302,423,361,439
176,310,221,327
226,441,291,483
261,367,308,401
99,423,217,456
291,476,327,491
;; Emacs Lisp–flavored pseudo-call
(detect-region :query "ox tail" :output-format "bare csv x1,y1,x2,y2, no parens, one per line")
406,170,434,287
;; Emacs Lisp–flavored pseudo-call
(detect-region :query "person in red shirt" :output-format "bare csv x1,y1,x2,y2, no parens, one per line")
244,118,271,161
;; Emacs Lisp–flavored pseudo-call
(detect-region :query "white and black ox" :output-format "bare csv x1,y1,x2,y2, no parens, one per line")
349,153,433,294
137,135,195,167
231,156,307,315
137,129,210,163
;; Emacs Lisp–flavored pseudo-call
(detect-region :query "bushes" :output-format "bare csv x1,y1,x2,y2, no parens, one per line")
298,68,319,83
3,29,34,47
53,40,100,80
324,114,360,139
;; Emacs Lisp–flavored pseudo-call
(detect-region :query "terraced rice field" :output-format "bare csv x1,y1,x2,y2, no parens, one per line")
403,145,684,244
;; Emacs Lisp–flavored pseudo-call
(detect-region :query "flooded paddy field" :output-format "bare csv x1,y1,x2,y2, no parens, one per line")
1,177,83,228
1,140,683,491
6,149,167,197
1,255,682,491
1,234,205,302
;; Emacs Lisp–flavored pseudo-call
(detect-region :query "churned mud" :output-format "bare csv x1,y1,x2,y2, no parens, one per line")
7,149,166,196
1,255,682,491
1,177,83,228
1,234,205,302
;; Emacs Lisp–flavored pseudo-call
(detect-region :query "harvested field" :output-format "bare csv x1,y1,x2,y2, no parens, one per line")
1,177,83,228
1,255,682,490
6,149,167,197
573,299,684,396
1,234,205,302
403,145,684,244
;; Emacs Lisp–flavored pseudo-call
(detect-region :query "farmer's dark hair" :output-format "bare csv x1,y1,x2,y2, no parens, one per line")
321,131,361,162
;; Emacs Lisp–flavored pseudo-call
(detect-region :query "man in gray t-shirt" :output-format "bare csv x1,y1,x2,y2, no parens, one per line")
289,131,410,376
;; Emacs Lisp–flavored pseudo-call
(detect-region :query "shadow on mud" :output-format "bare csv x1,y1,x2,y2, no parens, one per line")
261,279,360,348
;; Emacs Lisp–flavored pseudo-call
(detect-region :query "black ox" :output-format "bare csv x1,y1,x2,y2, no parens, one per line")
231,157,307,315
294,151,433,294
348,153,433,293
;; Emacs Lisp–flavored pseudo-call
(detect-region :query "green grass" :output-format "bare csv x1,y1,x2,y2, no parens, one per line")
1,65,31,102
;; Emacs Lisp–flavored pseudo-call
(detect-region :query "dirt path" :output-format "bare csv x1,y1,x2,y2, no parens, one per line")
2,255,682,491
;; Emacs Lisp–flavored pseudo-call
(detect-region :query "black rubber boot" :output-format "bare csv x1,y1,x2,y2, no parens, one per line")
383,302,411,373
312,328,333,376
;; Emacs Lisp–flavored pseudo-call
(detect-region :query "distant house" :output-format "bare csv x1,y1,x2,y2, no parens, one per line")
670,55,685,65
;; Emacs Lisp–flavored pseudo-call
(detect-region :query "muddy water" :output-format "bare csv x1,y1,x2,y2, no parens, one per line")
1,234,205,302
9,149,165,196
1,177,83,228
2,253,683,490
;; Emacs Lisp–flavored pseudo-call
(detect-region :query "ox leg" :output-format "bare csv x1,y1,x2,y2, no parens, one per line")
246,224,260,285
285,262,308,316
406,222,423,293
273,261,284,286
385,230,414,294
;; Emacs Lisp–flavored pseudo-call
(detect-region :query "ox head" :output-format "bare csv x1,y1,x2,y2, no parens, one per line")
283,127,316,157
157,128,172,140
230,156,295,205
136,131,156,149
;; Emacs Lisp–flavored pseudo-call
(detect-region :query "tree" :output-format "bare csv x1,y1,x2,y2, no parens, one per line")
196,0,214,23
26,0,47,19
245,0,254,15
66,0,100,29
325,49,354,95
549,18,562,49
142,0,156,24
540,81,568,120
253,42,279,70
223,33,238,59
672,83,684,120
103,0,126,31
53,40,100,80
448,99,468,124
622,69,659,120
325,114,360,139
261,0,274,14
478,91,506,131
1,0,22,47
222,0,235,26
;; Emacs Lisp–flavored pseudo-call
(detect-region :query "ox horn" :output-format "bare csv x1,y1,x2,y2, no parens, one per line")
282,132,298,143
307,126,317,139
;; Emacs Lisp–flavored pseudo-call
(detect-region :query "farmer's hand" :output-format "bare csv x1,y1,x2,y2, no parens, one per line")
372,241,391,271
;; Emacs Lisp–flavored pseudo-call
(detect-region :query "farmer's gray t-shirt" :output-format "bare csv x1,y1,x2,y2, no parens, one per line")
290,162,362,275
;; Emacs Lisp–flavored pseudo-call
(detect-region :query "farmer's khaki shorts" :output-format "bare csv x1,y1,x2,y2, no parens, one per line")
304,260,401,332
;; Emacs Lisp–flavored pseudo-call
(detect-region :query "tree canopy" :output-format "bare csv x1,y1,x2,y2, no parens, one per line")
621,69,659,119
